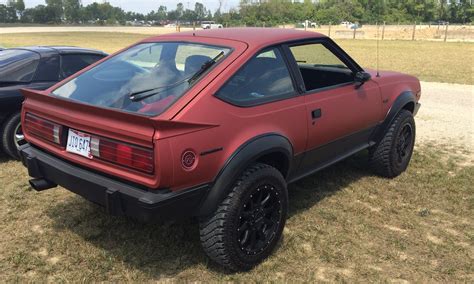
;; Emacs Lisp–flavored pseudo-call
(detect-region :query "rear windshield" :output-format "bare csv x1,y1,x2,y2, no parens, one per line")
52,42,231,116
0,49,40,83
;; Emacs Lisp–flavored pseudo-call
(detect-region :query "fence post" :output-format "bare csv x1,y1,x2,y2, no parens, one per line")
353,26,356,39
193,21,195,30
444,23,449,42
328,22,331,37
382,21,385,40
412,22,416,40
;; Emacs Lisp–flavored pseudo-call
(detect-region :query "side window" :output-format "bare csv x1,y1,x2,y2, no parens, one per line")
289,43,354,92
60,54,104,78
216,47,295,106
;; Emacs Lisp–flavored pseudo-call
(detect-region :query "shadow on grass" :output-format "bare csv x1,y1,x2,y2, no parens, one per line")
45,151,371,277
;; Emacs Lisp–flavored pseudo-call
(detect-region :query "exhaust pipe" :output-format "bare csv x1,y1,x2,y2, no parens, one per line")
29,178,57,191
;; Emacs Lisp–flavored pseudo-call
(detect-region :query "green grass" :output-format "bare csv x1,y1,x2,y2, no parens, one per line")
0,32,473,84
336,39,474,85
0,146,472,282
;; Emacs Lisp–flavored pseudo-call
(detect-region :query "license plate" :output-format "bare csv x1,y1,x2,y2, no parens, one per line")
66,129,92,159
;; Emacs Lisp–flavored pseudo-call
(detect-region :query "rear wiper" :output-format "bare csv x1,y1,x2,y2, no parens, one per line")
129,51,225,102
129,76,189,101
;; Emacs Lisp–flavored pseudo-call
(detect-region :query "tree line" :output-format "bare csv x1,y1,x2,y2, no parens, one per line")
1,0,473,25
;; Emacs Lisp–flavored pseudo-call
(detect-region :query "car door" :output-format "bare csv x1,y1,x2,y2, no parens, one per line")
284,40,383,176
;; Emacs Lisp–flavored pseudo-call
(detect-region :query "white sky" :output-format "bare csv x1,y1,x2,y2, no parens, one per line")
1,0,240,13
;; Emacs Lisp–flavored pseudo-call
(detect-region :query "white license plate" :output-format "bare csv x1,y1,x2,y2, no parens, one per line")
66,129,92,159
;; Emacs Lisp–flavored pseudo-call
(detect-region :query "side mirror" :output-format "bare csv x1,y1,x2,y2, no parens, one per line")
354,71,371,89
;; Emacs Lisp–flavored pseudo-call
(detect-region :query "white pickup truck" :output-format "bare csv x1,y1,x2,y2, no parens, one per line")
201,21,223,29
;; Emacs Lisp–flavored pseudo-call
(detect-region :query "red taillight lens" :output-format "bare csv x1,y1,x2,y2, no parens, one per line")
92,137,154,174
24,113,62,144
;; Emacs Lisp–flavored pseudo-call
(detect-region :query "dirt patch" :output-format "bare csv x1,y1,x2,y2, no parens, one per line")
416,81,473,161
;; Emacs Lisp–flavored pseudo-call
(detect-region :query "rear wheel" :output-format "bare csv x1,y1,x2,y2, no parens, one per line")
1,112,24,160
199,163,288,271
369,109,416,178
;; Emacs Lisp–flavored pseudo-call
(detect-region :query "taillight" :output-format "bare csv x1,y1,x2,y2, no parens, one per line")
91,136,154,173
24,113,62,144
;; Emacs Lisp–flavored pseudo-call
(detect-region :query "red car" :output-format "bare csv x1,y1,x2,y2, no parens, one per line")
19,28,421,271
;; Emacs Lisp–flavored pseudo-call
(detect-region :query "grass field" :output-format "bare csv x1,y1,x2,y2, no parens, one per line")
0,146,472,282
1,32,473,84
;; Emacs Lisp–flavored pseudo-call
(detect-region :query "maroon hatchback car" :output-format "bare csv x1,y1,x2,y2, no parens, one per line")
19,28,421,270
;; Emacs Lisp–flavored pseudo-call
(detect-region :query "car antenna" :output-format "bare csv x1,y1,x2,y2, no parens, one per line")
376,21,380,77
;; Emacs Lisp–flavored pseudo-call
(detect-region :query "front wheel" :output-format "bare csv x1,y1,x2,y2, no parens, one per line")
369,109,416,178
1,112,24,160
199,163,288,271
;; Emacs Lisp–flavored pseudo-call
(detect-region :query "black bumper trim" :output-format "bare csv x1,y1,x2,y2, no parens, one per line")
20,144,209,222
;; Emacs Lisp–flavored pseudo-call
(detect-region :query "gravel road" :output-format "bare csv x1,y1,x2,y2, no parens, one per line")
416,81,473,156
0,26,183,35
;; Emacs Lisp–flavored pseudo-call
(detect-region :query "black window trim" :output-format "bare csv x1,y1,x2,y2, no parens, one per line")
214,44,299,108
33,52,60,83
282,37,364,95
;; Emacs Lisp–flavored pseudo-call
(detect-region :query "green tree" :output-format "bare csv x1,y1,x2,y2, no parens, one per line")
194,2,206,20
16,0,25,18
176,3,184,19
45,0,64,22
2,2,18,22
64,0,81,23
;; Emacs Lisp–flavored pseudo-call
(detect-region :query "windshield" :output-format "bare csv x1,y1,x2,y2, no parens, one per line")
52,42,231,116
0,49,40,83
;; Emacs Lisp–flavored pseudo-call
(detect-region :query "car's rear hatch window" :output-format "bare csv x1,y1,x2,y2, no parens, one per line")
52,42,231,116
0,49,40,83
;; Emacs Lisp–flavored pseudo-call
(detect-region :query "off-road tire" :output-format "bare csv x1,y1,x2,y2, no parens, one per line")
369,109,416,178
199,163,288,271
1,112,22,160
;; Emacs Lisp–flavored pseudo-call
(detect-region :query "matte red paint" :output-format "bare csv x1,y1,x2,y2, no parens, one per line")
21,28,421,191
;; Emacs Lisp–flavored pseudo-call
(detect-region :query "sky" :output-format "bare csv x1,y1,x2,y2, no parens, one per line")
2,0,241,13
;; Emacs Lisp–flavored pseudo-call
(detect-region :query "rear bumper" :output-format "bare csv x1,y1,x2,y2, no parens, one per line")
19,144,209,222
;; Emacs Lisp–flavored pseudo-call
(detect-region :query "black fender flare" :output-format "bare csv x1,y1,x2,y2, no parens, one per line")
371,90,416,144
197,133,293,216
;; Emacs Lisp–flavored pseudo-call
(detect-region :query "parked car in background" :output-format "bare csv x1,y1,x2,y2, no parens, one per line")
340,21,354,28
297,21,318,28
349,23,361,29
19,28,420,271
0,46,107,159
201,21,223,29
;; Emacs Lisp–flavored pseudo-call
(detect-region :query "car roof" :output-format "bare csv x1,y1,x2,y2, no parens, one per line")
154,28,326,48
4,46,107,56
